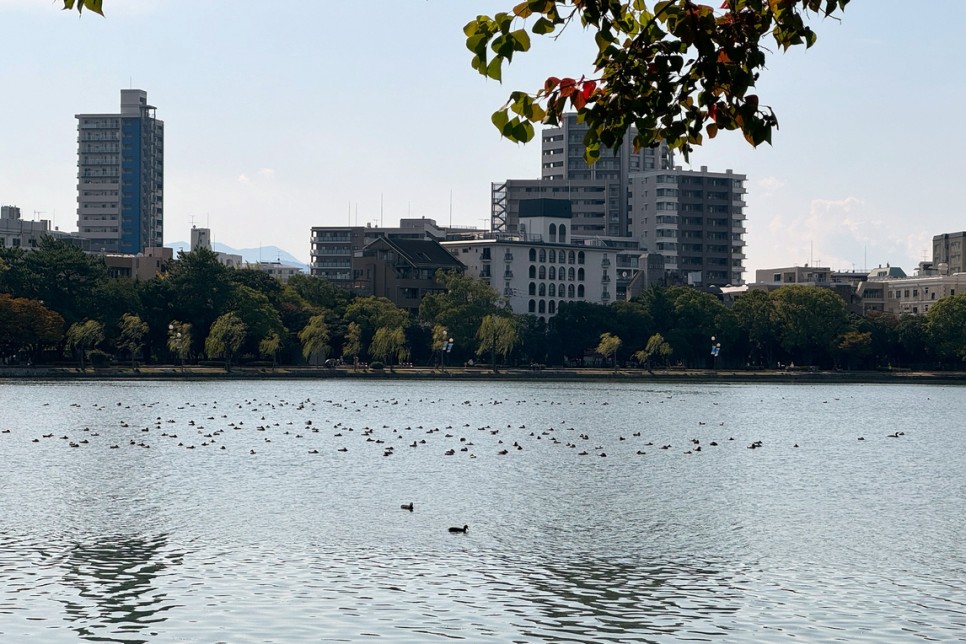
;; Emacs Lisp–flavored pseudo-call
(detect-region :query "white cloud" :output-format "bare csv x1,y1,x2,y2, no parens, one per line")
256,168,275,179
756,176,786,197
237,174,250,184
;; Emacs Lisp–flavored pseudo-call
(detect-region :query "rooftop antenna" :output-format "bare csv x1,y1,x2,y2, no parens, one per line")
449,190,453,228
380,193,384,228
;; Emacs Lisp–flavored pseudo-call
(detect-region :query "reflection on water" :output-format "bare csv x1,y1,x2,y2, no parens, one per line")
61,534,181,643
1,380,965,641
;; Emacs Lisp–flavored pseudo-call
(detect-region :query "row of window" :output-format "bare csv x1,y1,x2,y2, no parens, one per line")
527,248,587,264
529,283,585,298
529,265,585,281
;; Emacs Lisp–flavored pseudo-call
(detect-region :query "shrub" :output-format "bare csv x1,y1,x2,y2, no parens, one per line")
369,361,385,370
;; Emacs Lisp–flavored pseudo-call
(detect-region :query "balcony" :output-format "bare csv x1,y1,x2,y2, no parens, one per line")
504,252,513,262
504,270,514,279
601,259,611,267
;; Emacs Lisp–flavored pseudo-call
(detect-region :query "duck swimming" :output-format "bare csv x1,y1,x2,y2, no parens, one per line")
448,525,468,533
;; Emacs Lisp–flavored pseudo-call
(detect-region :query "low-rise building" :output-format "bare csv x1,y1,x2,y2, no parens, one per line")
352,237,464,313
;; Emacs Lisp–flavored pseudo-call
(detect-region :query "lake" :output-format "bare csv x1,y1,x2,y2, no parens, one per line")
1,379,964,642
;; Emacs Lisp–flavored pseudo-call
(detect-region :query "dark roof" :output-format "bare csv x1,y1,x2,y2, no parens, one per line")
364,237,464,269
519,198,572,219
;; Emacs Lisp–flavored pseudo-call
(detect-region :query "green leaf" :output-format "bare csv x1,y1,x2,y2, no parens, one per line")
510,29,531,52
485,57,503,82
532,17,556,35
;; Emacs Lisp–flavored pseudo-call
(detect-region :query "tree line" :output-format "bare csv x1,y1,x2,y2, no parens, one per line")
1,237,965,371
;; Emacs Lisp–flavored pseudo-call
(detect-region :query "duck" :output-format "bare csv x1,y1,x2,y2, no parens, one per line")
448,525,468,533
401,502,414,511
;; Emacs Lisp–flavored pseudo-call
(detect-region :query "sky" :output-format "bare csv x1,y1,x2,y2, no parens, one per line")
1,1,964,275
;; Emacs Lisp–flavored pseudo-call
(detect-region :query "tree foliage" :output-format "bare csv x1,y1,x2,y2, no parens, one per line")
596,331,622,371
468,0,849,160
65,319,104,369
117,313,148,368
299,313,331,366
476,314,521,368
205,312,247,372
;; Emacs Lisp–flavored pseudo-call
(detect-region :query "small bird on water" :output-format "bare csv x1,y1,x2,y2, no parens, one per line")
448,524,468,533
401,502,414,511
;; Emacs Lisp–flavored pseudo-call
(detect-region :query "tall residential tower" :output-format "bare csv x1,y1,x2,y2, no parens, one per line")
76,89,164,253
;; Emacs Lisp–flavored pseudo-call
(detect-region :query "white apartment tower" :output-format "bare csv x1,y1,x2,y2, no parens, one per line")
76,89,164,253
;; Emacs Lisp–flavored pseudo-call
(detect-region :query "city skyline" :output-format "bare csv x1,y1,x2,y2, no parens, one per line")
1,1,963,274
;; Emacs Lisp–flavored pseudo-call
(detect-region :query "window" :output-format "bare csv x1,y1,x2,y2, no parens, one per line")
538,300,546,314
539,283,546,296
548,300,556,315
529,265,536,279
578,268,585,281
529,299,536,313
549,266,557,280
578,285,585,297
568,267,575,281
539,249,547,262
529,282,536,295
539,266,546,279
549,249,556,263
577,251,585,265
549,223,557,239
568,284,575,298
529,248,536,261
549,283,556,297
559,224,566,242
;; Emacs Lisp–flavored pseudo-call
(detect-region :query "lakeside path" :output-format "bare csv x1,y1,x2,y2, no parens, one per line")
3,365,966,385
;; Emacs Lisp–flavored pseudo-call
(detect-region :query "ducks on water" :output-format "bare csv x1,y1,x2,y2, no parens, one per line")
448,525,468,533
401,502,414,511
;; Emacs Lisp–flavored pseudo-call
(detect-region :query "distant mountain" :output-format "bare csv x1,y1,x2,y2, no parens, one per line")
168,241,308,272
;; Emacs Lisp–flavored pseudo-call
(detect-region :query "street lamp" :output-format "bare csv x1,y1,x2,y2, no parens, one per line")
442,338,454,371
711,335,721,370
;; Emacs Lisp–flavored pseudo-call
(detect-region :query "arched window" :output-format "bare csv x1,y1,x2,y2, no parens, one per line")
559,283,565,296
549,223,557,239
577,251,585,265
578,267,585,281
538,300,546,314
549,266,556,280
528,299,536,313
549,283,556,297
567,284,575,298
577,284,585,298
568,267,575,281
549,249,556,263
528,248,537,261
538,266,546,280
529,265,536,279
548,300,556,315
559,224,567,242
528,282,536,296
539,248,547,262
538,283,546,296
569,251,576,264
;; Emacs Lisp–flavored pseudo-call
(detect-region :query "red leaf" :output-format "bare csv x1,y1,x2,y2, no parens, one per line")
545,76,560,92
581,80,597,99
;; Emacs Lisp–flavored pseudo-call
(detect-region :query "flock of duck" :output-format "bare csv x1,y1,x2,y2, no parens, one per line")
3,394,909,463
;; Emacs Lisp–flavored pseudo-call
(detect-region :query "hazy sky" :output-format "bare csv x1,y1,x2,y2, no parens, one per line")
1,1,963,274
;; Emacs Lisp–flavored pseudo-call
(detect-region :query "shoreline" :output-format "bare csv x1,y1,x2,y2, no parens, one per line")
2,365,965,385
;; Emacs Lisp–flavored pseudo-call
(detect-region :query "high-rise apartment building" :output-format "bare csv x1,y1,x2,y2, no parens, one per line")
629,167,747,286
76,89,164,253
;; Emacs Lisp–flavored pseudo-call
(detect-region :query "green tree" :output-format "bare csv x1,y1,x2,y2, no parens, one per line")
926,294,966,366
476,314,520,369
770,285,847,367
17,237,108,327
344,296,411,361
667,287,732,368
419,271,504,362
732,289,778,367
117,313,148,368
205,312,247,372
65,319,105,370
298,314,331,366
0,294,64,363
596,332,622,372
163,248,234,356
343,321,362,369
835,330,872,371
259,330,282,370
167,320,192,370
370,326,409,369
548,301,613,364
634,332,673,369
467,1,848,159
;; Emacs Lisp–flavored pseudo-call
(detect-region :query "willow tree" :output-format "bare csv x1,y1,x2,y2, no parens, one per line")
205,312,247,372
117,313,149,369
65,319,104,370
370,326,409,370
596,332,622,372
298,314,331,366
476,314,520,370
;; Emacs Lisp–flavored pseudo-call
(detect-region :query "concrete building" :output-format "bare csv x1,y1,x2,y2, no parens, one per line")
933,232,966,274
76,90,164,254
443,205,617,319
352,237,465,313
1,205,90,250
248,261,304,283
103,246,173,280
538,113,673,236
754,265,831,286
310,218,485,289
190,226,243,268
629,167,747,286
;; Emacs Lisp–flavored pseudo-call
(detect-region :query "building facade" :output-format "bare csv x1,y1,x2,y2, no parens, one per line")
352,237,464,313
443,209,616,319
310,218,484,289
629,167,747,287
933,231,966,274
76,89,164,254
493,115,673,237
